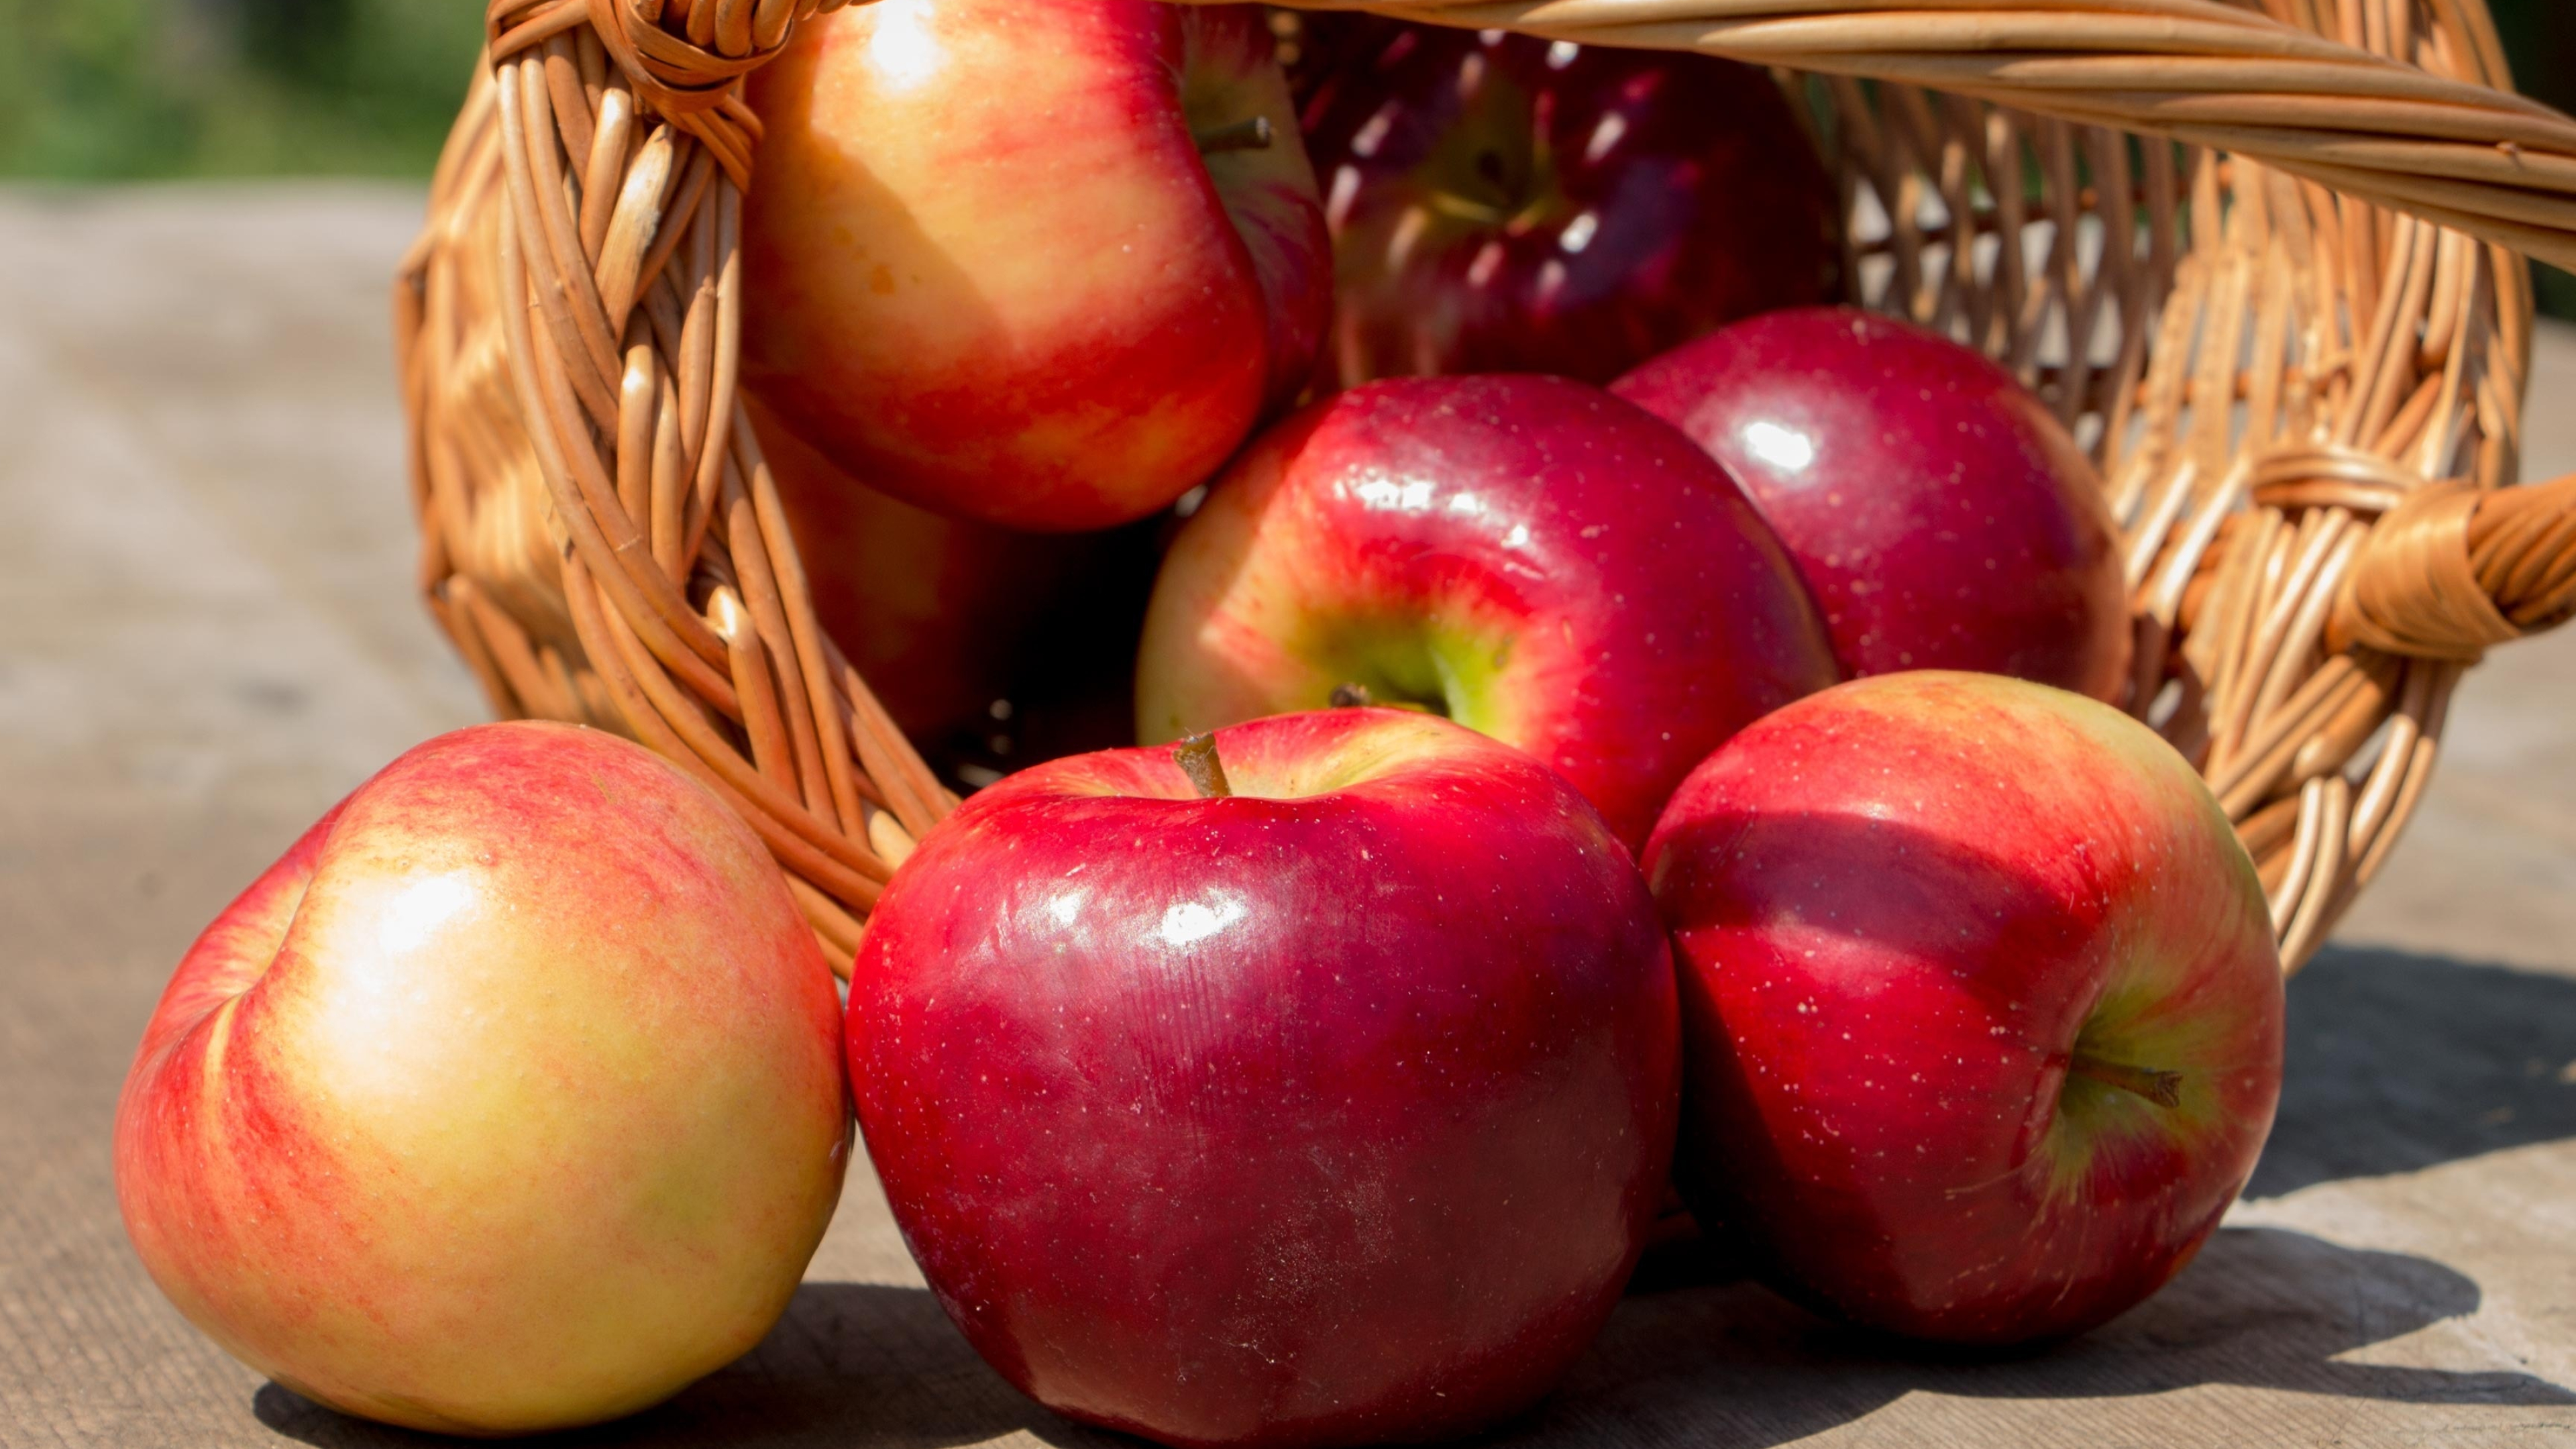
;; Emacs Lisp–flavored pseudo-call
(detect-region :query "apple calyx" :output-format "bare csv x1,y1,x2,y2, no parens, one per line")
1417,71,1568,236
1327,674,1448,718
1194,115,1275,155
1173,733,1234,799
2068,1051,2184,1109
1325,680,1446,716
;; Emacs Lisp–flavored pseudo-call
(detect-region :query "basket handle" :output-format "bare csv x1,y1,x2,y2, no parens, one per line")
1265,0,2576,276
2339,471,2576,659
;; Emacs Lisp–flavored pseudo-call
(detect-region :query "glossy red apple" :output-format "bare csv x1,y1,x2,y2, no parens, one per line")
1614,306,2132,700
849,708,1680,1448
1135,373,1839,851
1642,672,2284,1344
743,0,1331,531
746,393,1159,785
1289,14,1837,390
115,722,849,1433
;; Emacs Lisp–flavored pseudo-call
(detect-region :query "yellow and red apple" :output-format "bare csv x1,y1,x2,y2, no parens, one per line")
743,0,1331,531
1643,674,2284,1344
1134,373,1839,851
115,723,851,1434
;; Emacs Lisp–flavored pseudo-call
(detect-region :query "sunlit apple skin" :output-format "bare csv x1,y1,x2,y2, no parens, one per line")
1614,307,2131,700
1135,374,1839,851
746,392,1159,780
850,708,1679,1449
1292,15,1838,390
743,0,1331,531
113,722,851,1434
1641,673,2284,1344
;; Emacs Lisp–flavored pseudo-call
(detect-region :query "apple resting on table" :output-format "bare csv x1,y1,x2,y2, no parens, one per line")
1642,673,2284,1344
1615,306,2132,700
849,708,1680,1449
114,723,850,1435
1135,372,1839,851
1291,13,1839,389
742,0,1330,531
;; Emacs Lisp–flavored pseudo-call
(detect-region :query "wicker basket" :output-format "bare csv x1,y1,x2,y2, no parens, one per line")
398,0,2576,978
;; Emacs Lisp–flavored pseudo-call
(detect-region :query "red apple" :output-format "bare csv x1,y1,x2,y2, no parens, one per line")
1641,672,2284,1344
1614,306,2132,700
742,0,1331,531
115,722,850,1434
849,708,1680,1448
1290,14,1838,390
1134,373,1839,851
745,392,1160,784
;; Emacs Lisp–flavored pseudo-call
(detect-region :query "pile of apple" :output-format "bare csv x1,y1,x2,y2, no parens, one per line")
113,3,2288,1442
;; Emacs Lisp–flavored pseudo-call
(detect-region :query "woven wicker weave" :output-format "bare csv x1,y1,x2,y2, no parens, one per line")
398,0,2576,977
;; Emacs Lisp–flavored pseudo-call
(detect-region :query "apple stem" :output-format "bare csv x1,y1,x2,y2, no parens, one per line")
1194,115,1274,156
1173,733,1234,800
2070,1052,2184,1110
1330,682,1374,708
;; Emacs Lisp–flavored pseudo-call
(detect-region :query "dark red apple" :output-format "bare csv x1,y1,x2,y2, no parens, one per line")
1642,672,2284,1344
1614,306,2132,700
849,708,1680,1449
1134,373,1839,851
1291,15,1838,390
747,393,1160,786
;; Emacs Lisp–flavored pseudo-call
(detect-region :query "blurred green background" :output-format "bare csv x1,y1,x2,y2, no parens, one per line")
2,0,2571,303
0,0,484,178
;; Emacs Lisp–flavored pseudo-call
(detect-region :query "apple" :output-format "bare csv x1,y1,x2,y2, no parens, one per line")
745,392,1161,785
848,707,1680,1448
1613,306,2132,700
114,722,851,1434
1288,13,1838,390
1641,672,2284,1344
741,0,1332,531
1134,372,1839,851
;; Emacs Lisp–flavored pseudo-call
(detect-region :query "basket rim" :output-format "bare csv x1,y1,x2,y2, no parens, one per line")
409,0,2576,977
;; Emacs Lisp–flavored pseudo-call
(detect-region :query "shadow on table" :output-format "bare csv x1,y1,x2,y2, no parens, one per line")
257,942,2576,1446
1530,1225,2573,1447
2249,942,2576,1198
258,1225,2569,1449
254,1282,1112,1449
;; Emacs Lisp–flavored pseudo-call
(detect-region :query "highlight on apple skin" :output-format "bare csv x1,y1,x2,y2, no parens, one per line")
1642,672,2285,1345
1134,372,1840,851
1615,307,2133,701
741,0,1332,532
848,707,1681,1449
1291,13,1841,390
114,722,852,1436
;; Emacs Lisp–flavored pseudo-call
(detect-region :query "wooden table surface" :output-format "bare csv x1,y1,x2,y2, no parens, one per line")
4,186,2573,1448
